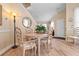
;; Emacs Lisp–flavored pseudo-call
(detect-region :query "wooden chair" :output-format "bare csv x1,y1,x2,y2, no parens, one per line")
41,34,48,48
16,27,37,56
41,28,53,49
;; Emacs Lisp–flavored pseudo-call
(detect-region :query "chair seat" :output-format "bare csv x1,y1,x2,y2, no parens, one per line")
41,37,48,43
41,39,47,43
23,42,36,50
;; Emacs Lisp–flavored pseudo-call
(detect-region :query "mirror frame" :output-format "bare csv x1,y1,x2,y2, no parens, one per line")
22,17,32,28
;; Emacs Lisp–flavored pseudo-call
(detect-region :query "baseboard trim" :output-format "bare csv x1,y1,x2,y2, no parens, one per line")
53,37,65,39
0,44,14,56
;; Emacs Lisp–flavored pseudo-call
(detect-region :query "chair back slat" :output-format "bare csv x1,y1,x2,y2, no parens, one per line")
16,27,23,45
16,27,37,46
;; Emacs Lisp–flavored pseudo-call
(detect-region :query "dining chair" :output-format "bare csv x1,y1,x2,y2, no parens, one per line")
41,29,53,49
16,27,37,56
41,34,49,48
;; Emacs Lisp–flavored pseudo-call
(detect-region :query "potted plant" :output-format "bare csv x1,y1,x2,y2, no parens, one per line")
35,24,46,33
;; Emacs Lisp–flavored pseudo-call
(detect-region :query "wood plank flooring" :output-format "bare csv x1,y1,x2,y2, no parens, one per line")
2,38,79,56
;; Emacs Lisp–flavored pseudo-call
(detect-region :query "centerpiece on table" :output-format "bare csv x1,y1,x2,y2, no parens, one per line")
35,24,46,34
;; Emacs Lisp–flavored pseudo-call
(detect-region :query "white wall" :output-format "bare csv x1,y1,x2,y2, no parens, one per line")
0,7,14,55
52,10,66,38
55,19,65,37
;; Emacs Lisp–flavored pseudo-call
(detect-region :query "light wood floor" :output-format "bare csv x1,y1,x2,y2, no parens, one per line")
3,38,79,56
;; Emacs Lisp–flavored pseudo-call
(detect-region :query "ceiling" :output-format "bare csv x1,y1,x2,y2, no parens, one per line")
1,3,65,24
1,3,28,17
27,3,65,23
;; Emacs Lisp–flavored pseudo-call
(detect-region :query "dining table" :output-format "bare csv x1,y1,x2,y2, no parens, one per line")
25,33,48,56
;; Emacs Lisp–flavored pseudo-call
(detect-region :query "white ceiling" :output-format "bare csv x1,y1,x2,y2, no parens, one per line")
27,3,65,23
1,3,65,24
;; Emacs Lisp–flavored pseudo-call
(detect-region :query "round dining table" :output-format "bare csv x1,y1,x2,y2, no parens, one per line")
25,33,48,56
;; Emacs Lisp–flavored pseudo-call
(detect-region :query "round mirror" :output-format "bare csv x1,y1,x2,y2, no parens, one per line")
22,17,32,28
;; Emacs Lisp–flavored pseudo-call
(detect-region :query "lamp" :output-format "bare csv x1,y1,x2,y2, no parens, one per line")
12,12,18,48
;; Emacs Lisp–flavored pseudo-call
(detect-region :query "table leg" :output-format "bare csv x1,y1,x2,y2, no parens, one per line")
38,38,40,56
